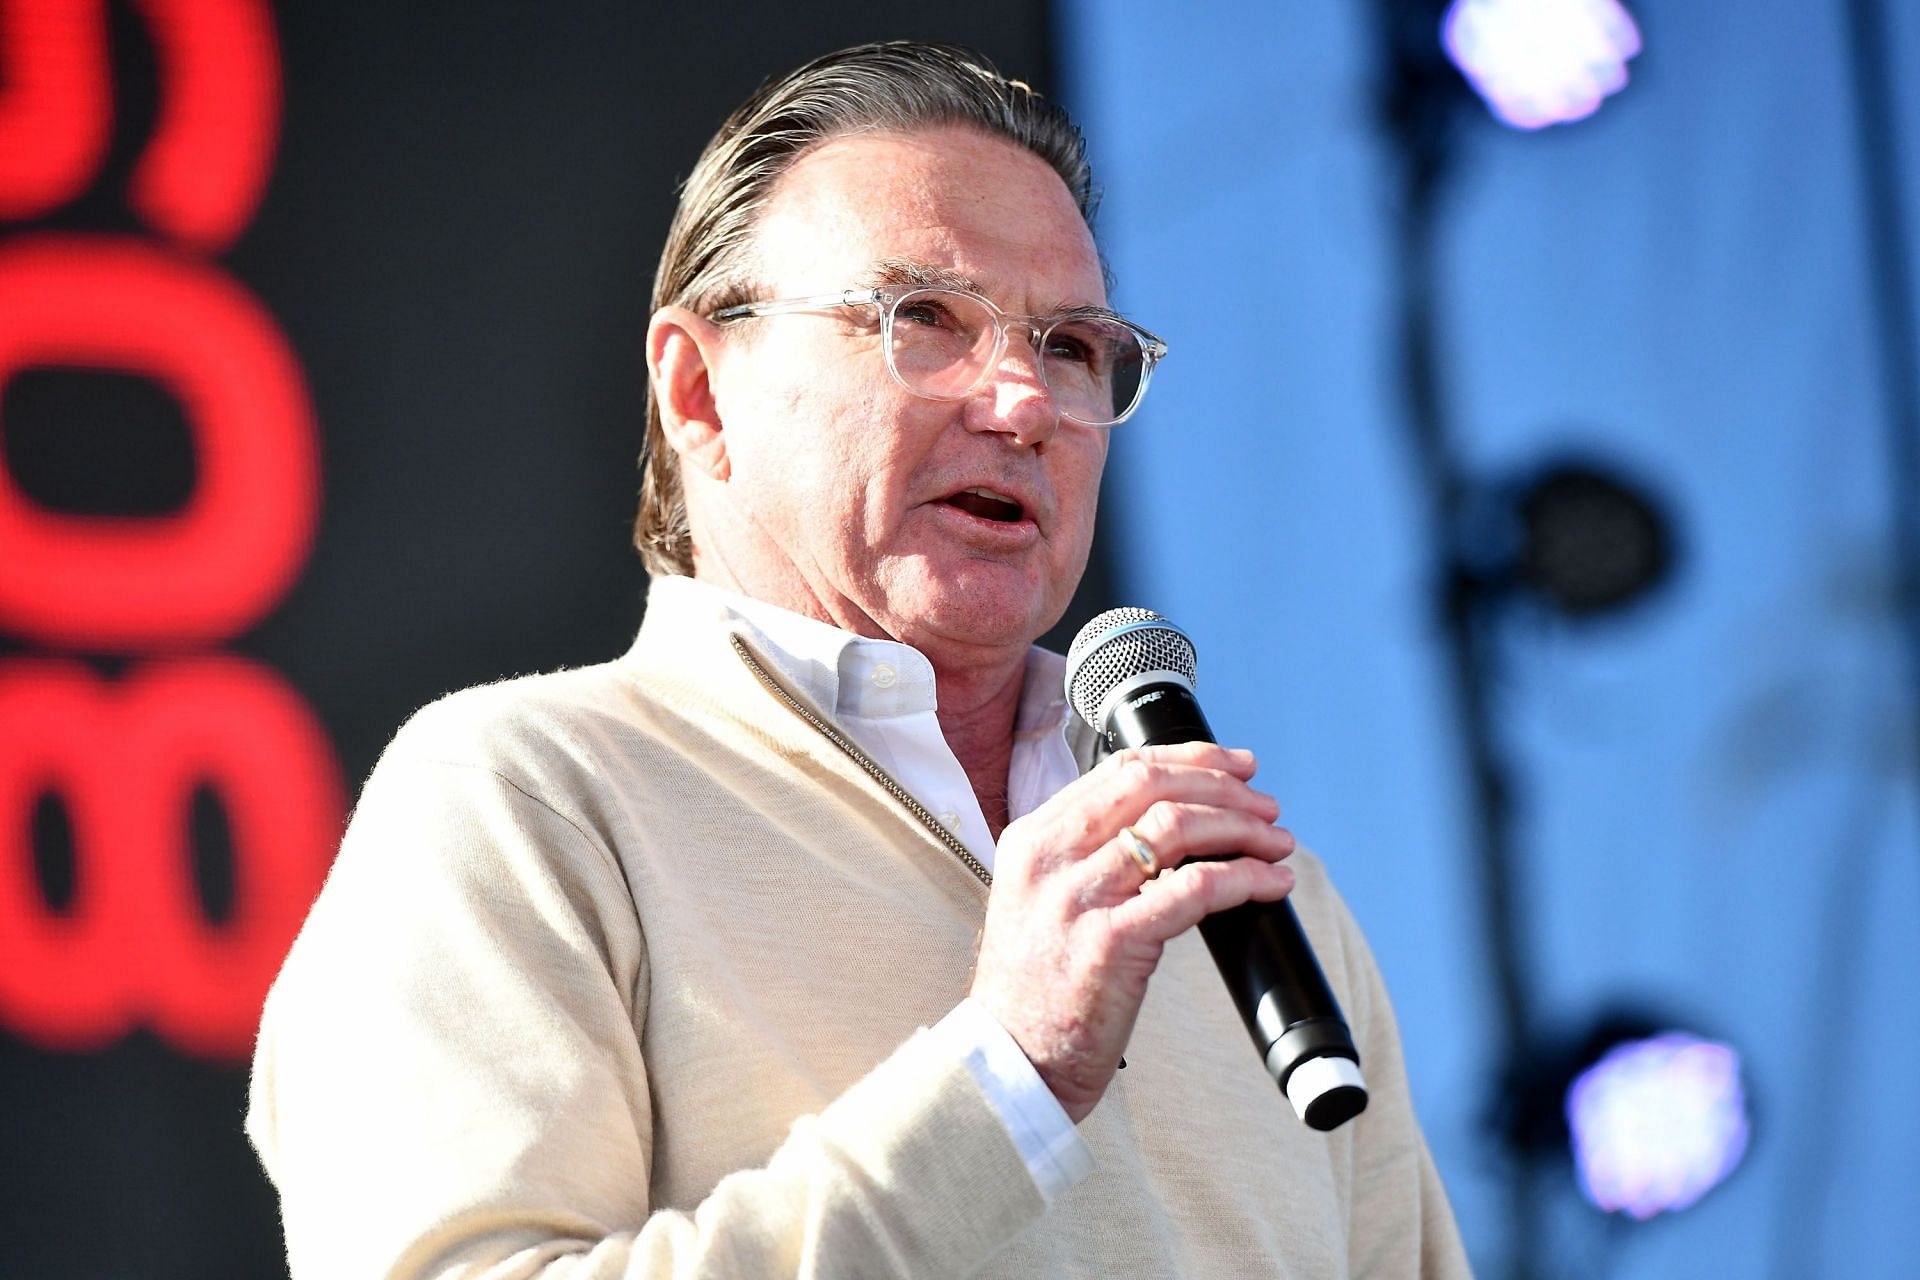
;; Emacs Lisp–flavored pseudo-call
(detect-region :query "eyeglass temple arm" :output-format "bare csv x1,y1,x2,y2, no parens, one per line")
1133,327,1170,360
711,288,884,322
1060,307,1169,360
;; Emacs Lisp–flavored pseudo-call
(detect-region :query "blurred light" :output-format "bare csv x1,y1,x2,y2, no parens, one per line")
1442,0,1642,130
1565,1031,1750,1219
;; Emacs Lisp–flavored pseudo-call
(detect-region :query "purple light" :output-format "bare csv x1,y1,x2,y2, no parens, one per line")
1565,1031,1750,1219
1443,0,1643,130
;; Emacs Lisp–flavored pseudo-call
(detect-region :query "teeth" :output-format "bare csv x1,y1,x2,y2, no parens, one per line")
947,487,1025,523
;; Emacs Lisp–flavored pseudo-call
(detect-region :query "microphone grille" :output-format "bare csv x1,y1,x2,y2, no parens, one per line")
1064,607,1198,729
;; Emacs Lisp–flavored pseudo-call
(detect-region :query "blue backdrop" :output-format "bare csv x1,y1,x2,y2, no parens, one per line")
1060,3,1920,1276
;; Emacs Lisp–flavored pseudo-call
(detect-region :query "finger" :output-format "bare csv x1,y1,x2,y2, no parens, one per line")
1080,805,1293,896
1073,751,1279,827
1100,742,1259,782
1107,855,1297,943
1136,801,1296,865
997,745,1277,884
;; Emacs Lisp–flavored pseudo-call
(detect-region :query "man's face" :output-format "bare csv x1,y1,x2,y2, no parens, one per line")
702,125,1110,660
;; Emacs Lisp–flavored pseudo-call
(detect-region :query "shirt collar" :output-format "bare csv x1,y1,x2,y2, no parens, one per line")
648,575,1070,736
1014,647,1071,743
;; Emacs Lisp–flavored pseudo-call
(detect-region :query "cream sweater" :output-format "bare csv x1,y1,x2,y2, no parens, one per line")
248,585,1471,1278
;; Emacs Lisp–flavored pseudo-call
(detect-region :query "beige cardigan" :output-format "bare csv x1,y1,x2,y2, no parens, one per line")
248,585,1470,1277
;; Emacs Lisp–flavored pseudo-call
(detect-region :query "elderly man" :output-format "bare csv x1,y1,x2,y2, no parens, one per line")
249,41,1469,1278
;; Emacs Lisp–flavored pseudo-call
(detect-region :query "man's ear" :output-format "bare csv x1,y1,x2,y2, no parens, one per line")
648,305,730,482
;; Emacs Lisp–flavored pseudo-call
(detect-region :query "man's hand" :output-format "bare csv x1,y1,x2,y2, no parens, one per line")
968,742,1296,1124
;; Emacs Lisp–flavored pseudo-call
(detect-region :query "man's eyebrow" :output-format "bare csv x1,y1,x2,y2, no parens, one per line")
862,256,1121,321
862,257,985,293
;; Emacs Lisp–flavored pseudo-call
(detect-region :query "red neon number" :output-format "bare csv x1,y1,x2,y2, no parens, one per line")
0,235,320,647
0,658,343,1057
0,0,277,249
127,0,280,251
0,0,111,221
0,664,134,1044
0,2,339,1062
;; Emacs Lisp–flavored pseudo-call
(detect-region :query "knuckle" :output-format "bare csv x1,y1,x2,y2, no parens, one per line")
1118,754,1159,791
1143,798,1188,843
1187,858,1238,899
1178,856,1221,885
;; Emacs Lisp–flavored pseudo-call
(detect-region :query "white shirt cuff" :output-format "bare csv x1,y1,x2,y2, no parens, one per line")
927,997,1094,1205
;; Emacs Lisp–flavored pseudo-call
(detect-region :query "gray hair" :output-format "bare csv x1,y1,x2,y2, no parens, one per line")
635,40,1098,577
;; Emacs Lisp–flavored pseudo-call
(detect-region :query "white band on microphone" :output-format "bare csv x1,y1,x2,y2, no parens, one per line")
1284,1054,1368,1123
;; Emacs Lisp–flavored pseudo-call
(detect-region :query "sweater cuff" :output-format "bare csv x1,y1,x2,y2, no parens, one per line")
929,997,1094,1205
801,1021,1051,1274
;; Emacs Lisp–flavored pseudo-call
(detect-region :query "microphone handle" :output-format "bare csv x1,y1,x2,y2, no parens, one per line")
1107,678,1369,1131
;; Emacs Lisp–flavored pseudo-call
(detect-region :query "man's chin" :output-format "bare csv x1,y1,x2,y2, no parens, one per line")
871,551,1073,656
907,589,1061,657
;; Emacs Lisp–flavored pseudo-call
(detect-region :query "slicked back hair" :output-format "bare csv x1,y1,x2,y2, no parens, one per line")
635,41,1098,577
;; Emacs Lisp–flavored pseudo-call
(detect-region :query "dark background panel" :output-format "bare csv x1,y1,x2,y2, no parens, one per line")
0,7,1071,1276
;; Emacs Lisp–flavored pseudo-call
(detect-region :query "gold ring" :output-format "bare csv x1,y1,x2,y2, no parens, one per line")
1119,826,1161,880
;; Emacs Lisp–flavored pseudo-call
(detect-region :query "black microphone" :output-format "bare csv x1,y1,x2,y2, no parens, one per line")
1065,607,1368,1131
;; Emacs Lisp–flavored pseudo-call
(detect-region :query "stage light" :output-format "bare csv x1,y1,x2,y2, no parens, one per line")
1453,456,1675,619
1515,460,1672,616
1498,1012,1751,1234
1565,1031,1751,1219
1442,0,1642,130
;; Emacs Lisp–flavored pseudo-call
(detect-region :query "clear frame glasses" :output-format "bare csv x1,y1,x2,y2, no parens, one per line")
711,285,1168,427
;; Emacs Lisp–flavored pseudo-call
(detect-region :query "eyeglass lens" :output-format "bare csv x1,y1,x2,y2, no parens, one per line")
886,288,1147,425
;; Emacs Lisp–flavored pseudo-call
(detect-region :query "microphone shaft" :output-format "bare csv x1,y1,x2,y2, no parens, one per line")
1107,677,1368,1131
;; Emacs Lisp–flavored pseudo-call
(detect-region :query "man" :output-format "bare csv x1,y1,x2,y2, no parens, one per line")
249,42,1469,1277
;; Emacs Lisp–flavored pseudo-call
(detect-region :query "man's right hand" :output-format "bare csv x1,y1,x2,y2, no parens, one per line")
967,742,1297,1124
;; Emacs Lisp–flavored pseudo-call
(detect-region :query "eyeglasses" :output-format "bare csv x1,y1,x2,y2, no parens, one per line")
711,285,1168,427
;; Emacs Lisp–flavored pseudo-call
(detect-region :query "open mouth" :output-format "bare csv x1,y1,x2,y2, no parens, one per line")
944,487,1025,523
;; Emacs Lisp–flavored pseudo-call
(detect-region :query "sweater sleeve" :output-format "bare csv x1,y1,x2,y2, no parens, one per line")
246,741,1046,1279
1326,885,1475,1280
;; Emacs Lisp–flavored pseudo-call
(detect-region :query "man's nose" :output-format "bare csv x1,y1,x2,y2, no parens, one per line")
969,325,1058,447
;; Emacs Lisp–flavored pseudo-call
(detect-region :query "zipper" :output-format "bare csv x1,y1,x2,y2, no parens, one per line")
730,634,993,890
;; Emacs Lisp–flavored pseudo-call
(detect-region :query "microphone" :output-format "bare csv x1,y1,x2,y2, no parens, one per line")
1065,607,1368,1131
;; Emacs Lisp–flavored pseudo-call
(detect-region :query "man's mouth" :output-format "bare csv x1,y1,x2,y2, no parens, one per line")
944,487,1026,523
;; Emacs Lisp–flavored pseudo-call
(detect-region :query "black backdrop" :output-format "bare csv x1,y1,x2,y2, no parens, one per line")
0,6,1092,1276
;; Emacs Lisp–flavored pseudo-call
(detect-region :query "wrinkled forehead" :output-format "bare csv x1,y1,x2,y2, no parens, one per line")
748,125,1107,311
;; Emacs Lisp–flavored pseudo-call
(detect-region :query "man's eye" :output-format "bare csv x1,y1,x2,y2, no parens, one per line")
1046,329,1099,367
898,300,956,329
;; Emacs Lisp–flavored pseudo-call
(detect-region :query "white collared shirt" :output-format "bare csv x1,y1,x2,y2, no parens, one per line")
661,577,1093,1201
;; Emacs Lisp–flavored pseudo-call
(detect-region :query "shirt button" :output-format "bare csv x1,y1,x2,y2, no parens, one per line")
871,662,897,689
939,811,961,830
